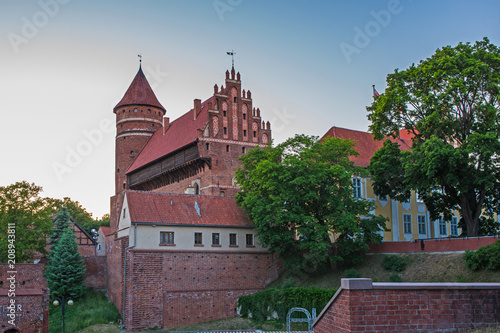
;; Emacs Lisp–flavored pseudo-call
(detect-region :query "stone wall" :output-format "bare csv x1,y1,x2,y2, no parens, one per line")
83,256,107,290
313,278,500,332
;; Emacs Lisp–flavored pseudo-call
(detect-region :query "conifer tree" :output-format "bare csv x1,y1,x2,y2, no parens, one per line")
45,225,86,300
49,206,71,251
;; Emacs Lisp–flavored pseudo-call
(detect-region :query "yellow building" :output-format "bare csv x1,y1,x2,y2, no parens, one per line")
323,126,461,241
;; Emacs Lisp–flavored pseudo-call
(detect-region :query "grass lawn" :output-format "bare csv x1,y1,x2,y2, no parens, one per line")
50,289,121,333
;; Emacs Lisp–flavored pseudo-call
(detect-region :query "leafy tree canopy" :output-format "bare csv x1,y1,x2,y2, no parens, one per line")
0,181,54,263
367,38,500,236
235,135,386,271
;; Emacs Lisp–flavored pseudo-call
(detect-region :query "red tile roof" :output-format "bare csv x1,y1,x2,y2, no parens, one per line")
125,190,252,227
114,66,166,112
99,226,111,236
127,96,214,173
322,126,412,167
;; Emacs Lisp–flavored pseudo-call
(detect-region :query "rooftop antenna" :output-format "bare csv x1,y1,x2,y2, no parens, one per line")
227,50,235,67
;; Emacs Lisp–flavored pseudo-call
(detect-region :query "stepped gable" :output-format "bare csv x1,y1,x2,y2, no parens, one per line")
114,65,166,112
322,126,412,167
125,190,252,227
127,96,214,173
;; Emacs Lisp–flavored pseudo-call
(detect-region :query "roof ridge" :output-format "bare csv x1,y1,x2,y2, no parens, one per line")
125,189,236,200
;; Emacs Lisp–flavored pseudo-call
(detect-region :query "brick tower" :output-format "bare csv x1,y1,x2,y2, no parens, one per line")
110,63,165,228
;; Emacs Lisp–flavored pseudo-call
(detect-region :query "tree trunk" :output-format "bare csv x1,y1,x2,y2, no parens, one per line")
460,197,480,237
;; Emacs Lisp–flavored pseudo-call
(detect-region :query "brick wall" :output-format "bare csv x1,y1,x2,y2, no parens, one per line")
368,236,499,254
313,278,500,332
83,256,107,290
106,235,128,314
122,249,281,330
0,263,49,333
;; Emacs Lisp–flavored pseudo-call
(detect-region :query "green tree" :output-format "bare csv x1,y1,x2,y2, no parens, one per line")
367,38,500,236
49,206,71,251
45,219,86,300
0,181,54,263
235,135,386,270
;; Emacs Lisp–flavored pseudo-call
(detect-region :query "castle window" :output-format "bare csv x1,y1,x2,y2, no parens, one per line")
243,113,246,120
224,127,227,135
220,190,225,197
206,143,210,151
246,234,254,247
233,97,237,103
243,130,247,137
123,208,126,218
212,233,220,246
451,216,459,236
253,131,257,138
229,233,237,246
403,214,412,234
418,215,426,234
242,147,246,154
194,232,203,245
223,110,227,117
134,108,138,112
352,177,363,199
438,216,447,236
160,232,175,245
226,145,230,152
148,109,151,114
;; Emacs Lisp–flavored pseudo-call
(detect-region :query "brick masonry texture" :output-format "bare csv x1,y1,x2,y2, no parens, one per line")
122,250,281,330
368,235,499,254
0,263,49,333
83,256,107,290
313,279,500,333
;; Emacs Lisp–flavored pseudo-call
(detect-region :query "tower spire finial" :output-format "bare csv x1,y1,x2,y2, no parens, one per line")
226,50,236,68
138,54,142,67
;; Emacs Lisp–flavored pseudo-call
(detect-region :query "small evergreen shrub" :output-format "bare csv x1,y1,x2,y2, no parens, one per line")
463,240,500,271
382,255,408,272
343,268,361,278
238,287,336,323
280,276,296,289
389,273,402,282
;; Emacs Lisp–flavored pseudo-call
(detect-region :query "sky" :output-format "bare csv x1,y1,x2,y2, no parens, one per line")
1,0,499,218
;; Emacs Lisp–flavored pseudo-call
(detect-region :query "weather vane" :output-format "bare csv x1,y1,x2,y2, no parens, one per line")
138,54,142,63
227,50,236,67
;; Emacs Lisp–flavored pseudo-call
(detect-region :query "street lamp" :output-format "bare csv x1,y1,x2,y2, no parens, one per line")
53,296,74,333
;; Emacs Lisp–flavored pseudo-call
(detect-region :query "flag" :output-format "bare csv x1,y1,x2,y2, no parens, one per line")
372,85,380,98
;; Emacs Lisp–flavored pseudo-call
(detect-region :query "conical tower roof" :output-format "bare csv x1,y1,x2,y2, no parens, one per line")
114,65,166,112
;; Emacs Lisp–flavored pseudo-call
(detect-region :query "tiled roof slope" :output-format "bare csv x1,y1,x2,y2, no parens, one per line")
114,66,166,112
322,126,412,167
125,190,253,227
127,96,214,173
99,226,111,236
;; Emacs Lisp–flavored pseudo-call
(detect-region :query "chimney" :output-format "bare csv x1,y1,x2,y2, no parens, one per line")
163,117,170,134
194,99,201,120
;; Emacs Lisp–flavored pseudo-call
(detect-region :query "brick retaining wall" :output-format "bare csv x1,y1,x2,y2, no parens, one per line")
368,236,499,254
313,278,500,332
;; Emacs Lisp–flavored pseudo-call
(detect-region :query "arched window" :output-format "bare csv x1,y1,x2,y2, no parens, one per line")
194,183,200,195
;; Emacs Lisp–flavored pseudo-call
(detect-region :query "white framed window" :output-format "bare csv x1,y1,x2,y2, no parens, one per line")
194,232,203,245
246,234,254,247
403,214,412,234
438,216,447,236
417,215,426,235
450,216,459,236
212,233,220,246
229,233,237,246
352,178,363,199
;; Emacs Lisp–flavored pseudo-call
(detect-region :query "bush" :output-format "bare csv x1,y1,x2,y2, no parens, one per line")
237,287,336,323
382,255,408,272
463,240,500,271
343,268,361,278
389,273,402,282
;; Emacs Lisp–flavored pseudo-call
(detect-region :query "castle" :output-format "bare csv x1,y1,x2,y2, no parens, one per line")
106,63,279,330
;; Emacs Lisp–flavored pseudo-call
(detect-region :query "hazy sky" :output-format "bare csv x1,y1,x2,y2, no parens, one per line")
1,0,499,218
